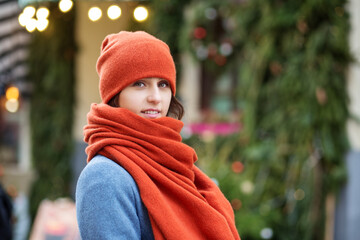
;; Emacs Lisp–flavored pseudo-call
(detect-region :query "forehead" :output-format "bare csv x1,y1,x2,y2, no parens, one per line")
138,77,168,81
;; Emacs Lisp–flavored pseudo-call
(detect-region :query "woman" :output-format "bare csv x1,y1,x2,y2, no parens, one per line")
76,31,240,240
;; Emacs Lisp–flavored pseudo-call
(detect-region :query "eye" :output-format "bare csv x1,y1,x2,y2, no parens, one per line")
159,81,169,88
133,81,145,87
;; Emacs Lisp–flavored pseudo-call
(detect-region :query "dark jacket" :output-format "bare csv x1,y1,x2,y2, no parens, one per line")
0,184,12,240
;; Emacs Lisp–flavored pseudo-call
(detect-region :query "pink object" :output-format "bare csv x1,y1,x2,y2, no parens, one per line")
29,199,80,240
189,122,241,136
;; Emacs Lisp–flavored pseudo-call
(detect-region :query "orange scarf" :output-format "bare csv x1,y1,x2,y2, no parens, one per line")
84,104,240,240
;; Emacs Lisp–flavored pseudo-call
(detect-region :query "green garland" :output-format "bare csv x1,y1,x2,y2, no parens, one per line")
180,0,238,76
28,2,76,219
180,0,350,239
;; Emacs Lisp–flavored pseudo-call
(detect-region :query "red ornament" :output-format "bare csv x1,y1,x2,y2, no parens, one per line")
193,27,207,39
214,55,227,66
231,161,244,173
231,199,242,210
316,87,327,105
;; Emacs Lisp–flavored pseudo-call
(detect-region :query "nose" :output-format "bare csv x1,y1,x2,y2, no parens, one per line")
147,86,161,104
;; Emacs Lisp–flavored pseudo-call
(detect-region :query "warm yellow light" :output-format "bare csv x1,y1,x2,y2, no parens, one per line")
88,7,102,22
59,0,73,13
18,13,28,27
5,99,19,113
36,18,49,31
133,6,148,22
107,5,121,20
23,6,36,18
25,18,37,32
6,86,20,100
36,7,50,19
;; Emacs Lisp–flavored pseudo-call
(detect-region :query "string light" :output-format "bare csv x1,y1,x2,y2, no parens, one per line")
20,3,149,31
23,6,36,18
6,86,20,100
37,19,49,32
107,5,121,20
36,7,50,19
18,6,35,27
18,13,27,27
5,99,19,113
133,6,148,22
88,7,102,21
25,18,37,32
19,6,50,32
5,86,20,113
35,7,49,31
59,0,73,13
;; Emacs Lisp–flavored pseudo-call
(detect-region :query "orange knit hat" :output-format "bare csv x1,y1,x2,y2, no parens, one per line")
96,31,176,104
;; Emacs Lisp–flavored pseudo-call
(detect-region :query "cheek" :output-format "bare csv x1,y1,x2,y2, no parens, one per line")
118,93,139,110
163,93,172,110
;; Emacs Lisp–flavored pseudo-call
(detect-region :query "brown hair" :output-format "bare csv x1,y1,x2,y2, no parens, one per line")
108,94,184,120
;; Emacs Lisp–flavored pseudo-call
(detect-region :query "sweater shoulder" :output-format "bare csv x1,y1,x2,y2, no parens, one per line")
76,155,154,239
78,155,136,189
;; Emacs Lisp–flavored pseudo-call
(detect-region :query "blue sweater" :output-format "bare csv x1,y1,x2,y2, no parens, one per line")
76,155,154,240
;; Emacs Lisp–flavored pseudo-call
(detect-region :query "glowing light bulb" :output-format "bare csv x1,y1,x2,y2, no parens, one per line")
36,7,50,19
23,6,36,18
133,6,148,22
25,18,37,32
18,13,28,27
107,5,121,20
36,18,49,31
88,7,102,21
5,99,19,113
59,0,73,13
6,86,20,100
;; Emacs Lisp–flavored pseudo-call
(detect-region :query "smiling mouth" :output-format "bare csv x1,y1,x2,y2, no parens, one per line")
143,110,160,114
141,110,161,119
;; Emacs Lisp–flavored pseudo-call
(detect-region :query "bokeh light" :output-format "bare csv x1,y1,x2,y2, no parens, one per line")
88,7,102,22
193,27,207,39
5,99,19,113
6,86,19,100
107,5,121,20
294,188,305,201
25,18,37,32
36,7,49,19
59,0,73,13
133,6,148,22
240,180,254,194
260,228,273,239
18,13,28,27
36,19,49,32
23,6,36,18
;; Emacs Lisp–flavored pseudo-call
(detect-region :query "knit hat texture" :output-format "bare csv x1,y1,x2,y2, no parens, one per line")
96,31,176,104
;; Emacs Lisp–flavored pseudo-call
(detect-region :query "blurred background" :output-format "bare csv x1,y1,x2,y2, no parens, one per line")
0,0,359,239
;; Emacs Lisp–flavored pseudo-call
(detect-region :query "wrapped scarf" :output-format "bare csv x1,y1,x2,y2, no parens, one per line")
84,103,240,240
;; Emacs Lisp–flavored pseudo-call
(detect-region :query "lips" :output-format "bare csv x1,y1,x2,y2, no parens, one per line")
143,110,160,114
141,109,161,118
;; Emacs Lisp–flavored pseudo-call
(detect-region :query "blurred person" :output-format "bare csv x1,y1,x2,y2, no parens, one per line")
0,165,13,240
76,31,240,240
6,185,31,240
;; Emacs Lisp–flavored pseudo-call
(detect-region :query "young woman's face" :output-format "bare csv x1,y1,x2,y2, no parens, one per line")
118,77,172,119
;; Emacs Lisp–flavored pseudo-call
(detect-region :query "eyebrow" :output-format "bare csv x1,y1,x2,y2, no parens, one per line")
141,78,168,82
